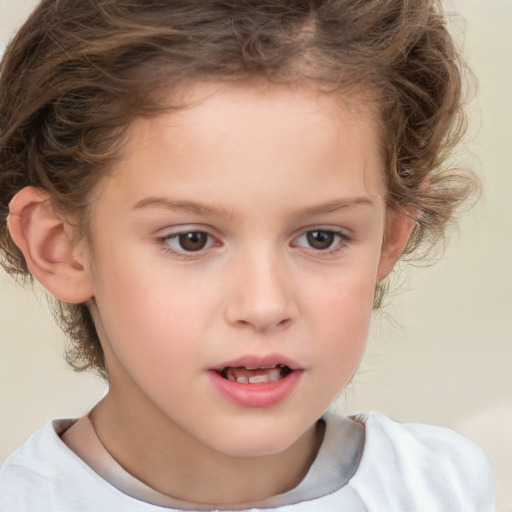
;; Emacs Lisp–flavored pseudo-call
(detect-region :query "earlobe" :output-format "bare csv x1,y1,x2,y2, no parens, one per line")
7,186,94,303
377,209,417,281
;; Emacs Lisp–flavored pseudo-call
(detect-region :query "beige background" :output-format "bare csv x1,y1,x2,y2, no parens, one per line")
1,0,511,509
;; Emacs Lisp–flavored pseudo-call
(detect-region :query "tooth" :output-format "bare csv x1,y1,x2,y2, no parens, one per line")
227,374,235,382
236,376,249,384
248,374,270,384
269,370,281,382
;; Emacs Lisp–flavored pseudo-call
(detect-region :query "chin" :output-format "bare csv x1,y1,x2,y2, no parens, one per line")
206,420,312,459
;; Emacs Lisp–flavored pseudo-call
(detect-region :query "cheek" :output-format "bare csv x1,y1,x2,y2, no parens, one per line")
297,272,374,411
309,255,378,321
306,261,377,362
95,286,205,407
91,249,217,370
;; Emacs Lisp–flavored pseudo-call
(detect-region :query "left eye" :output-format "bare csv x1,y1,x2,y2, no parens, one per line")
164,231,213,252
295,230,345,250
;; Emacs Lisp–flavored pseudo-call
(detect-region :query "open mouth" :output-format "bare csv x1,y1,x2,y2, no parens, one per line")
216,364,292,384
209,357,302,407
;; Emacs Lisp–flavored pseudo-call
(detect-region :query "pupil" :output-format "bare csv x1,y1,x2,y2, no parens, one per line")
307,231,334,250
179,232,207,251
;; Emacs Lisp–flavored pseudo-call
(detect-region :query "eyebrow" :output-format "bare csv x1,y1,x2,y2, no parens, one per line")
132,197,232,217
295,197,376,216
132,195,376,217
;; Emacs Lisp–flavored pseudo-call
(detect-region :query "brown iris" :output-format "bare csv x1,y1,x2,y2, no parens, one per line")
178,232,209,251
306,230,336,250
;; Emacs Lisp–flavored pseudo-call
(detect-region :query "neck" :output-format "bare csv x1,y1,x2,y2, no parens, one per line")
89,386,323,506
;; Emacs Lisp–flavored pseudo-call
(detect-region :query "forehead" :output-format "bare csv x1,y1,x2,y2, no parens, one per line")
98,81,385,212
134,81,381,145
142,80,378,140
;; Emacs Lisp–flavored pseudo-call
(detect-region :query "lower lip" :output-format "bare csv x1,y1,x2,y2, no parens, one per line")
207,370,303,408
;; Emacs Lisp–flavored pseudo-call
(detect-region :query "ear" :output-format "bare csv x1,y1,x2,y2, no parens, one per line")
377,209,417,281
7,186,94,303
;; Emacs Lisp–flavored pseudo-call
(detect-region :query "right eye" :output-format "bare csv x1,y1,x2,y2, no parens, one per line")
162,231,215,253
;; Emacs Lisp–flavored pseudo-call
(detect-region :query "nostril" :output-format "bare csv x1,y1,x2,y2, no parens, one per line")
224,288,297,331
235,317,291,329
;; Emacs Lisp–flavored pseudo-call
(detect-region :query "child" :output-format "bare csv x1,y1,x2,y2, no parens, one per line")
0,0,496,510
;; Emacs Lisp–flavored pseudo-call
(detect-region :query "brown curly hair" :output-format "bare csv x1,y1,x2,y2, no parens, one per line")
0,0,477,378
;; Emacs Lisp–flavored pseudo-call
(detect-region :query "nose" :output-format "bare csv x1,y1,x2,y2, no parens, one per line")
224,250,298,333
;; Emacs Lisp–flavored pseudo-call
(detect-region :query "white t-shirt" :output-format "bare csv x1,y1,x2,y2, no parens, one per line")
0,412,496,511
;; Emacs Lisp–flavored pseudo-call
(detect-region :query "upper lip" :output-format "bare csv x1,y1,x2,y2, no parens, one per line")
209,354,302,372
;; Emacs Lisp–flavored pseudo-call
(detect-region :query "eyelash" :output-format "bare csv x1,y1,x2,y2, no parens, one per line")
157,228,350,259
292,229,350,257
157,230,218,259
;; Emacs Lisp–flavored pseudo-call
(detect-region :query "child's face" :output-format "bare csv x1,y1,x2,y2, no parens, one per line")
84,82,391,457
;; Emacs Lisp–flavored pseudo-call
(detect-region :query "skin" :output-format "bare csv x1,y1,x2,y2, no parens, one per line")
9,82,414,506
